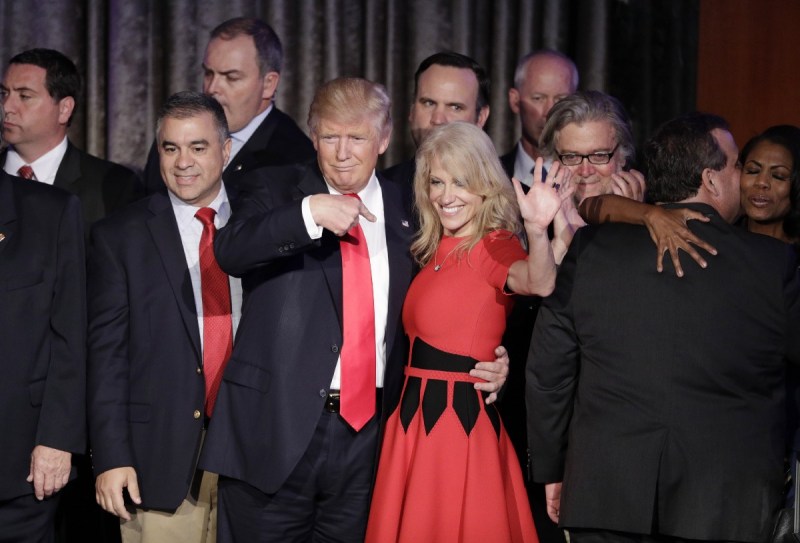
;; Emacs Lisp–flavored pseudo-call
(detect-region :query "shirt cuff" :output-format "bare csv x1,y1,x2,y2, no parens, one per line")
302,196,324,240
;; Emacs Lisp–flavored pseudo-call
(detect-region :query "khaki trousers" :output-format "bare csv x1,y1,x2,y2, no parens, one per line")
120,471,217,543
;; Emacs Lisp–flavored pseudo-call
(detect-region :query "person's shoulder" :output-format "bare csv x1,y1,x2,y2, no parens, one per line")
381,158,415,185
480,229,524,256
499,147,516,176
91,192,164,234
5,170,74,206
267,108,313,145
70,144,138,178
240,160,311,185
736,226,799,268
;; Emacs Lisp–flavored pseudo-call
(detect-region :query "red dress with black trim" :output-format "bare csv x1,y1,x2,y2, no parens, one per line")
366,231,538,543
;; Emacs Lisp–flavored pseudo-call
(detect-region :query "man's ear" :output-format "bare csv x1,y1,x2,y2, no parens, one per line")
57,96,75,126
701,167,720,197
476,105,490,129
262,72,280,102
508,88,520,115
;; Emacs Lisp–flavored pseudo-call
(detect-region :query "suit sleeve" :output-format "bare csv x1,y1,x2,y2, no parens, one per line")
86,224,135,473
526,228,581,483
215,180,317,277
36,194,87,453
784,247,800,365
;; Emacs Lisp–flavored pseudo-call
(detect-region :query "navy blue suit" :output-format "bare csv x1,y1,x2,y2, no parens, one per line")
87,190,227,511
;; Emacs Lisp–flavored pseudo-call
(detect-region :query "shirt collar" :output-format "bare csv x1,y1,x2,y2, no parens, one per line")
5,136,69,184
324,170,381,211
168,181,231,227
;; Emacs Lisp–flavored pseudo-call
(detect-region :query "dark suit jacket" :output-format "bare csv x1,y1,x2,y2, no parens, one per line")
499,147,516,179
380,158,416,186
87,190,227,511
0,172,86,501
1,141,143,232
143,107,316,195
527,203,800,542
199,163,415,495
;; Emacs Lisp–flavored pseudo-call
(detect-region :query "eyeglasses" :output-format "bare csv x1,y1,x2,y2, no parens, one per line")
557,144,619,166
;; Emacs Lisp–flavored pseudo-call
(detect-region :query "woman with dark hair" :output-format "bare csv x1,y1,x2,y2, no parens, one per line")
738,124,800,245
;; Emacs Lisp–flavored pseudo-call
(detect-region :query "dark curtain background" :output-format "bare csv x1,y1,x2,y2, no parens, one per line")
0,0,698,172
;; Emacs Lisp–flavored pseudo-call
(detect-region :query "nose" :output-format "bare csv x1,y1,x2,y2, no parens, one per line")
175,149,194,169
2,92,17,113
204,74,219,96
575,157,595,177
542,98,556,119
440,183,456,203
754,171,770,189
335,138,351,161
430,106,447,126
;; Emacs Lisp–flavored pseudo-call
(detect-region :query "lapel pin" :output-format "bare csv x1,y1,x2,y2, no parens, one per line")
401,220,409,228
0,233,5,242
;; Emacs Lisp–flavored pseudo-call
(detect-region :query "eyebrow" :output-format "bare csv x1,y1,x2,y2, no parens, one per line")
201,64,244,77
160,139,210,148
418,95,468,109
1,84,36,93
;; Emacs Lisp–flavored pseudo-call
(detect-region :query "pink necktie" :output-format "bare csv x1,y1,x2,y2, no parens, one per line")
195,207,233,417
339,194,376,431
17,165,35,180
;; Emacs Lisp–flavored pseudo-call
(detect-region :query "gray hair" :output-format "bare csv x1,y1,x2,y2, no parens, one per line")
540,90,634,168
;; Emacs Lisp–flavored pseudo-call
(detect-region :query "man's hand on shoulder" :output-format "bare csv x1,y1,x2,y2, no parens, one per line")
95,466,141,520
27,445,71,500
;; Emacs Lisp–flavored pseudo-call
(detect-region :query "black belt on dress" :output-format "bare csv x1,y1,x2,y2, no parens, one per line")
400,338,501,438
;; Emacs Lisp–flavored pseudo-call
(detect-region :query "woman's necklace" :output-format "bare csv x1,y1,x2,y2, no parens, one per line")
433,243,460,271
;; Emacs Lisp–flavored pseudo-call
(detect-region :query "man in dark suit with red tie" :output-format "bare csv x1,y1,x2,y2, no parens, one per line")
0,48,142,232
88,91,239,543
143,17,315,195
199,77,509,542
0,169,86,541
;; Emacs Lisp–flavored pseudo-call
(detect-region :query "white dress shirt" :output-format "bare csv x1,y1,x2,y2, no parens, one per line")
168,183,243,349
3,136,68,185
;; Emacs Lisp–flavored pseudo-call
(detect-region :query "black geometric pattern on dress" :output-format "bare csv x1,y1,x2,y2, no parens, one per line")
400,377,421,432
454,381,480,435
396,338,499,437
484,400,501,439
422,379,447,435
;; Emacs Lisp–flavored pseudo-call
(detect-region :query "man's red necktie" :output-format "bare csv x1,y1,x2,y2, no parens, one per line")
17,165,35,180
339,194,376,431
195,207,233,417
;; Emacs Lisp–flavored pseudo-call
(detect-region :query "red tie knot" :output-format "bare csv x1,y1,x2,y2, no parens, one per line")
17,165,35,180
195,207,217,227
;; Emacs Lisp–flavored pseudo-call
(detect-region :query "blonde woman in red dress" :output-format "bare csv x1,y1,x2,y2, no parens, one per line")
366,121,572,543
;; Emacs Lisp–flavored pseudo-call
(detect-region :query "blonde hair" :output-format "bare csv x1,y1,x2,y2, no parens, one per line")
411,122,521,265
308,77,392,140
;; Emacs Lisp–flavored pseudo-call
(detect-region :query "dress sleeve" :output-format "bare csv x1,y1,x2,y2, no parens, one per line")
477,230,527,291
